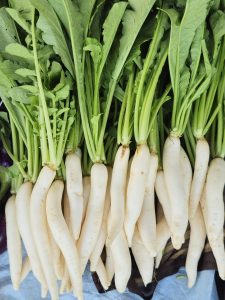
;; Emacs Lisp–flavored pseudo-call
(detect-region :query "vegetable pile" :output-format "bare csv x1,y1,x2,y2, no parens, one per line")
0,0,225,298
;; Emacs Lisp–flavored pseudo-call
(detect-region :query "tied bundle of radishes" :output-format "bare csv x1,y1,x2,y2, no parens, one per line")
0,0,225,299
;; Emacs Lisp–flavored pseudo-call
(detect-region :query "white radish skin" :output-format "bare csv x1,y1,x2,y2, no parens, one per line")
111,230,131,293
189,138,209,219
155,171,172,230
107,146,130,244
16,182,47,287
137,153,158,256
105,245,114,284
90,168,112,271
78,163,108,273
5,195,22,290
132,228,154,286
180,147,192,206
155,216,170,268
185,205,206,288
82,176,91,223
205,158,225,279
96,258,110,290
30,166,57,300
65,150,83,240
41,285,48,298
20,257,31,283
163,135,187,249
46,180,83,300
125,144,150,246
49,228,63,280
60,266,70,295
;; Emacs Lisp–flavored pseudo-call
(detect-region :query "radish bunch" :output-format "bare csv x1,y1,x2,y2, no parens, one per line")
1,0,225,299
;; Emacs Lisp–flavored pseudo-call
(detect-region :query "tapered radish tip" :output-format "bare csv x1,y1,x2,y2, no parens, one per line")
171,236,184,250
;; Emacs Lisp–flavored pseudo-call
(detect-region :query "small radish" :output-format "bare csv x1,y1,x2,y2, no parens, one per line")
96,258,110,290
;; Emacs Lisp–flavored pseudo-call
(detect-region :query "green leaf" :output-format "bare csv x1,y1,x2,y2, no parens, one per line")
9,87,31,104
9,0,33,20
78,0,96,34
179,66,190,101
210,10,225,60
5,43,33,61
84,38,102,72
15,68,36,77
0,8,18,51
30,0,74,77
20,85,38,93
55,84,70,101
6,8,31,33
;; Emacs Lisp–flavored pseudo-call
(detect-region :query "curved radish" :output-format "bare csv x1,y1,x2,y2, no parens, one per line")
82,176,91,223
30,166,57,300
65,150,83,240
96,258,110,290
125,144,150,246
163,135,187,249
16,181,47,287
78,163,108,273
189,138,209,219
46,180,83,299
204,158,225,279
49,227,63,280
90,167,112,271
5,195,22,290
111,230,131,293
105,245,114,284
185,205,206,288
108,146,130,244
132,228,154,286
155,171,171,229
180,147,192,206
137,152,158,256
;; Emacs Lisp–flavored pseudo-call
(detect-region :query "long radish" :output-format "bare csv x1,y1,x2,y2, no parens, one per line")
185,205,206,288
163,136,187,249
96,258,110,290
65,150,83,240
90,167,112,271
78,163,108,273
46,180,83,299
204,158,225,279
108,145,130,244
105,245,114,284
155,171,172,230
180,147,192,205
137,152,158,255
5,195,22,290
125,144,150,246
49,227,63,280
189,139,209,219
132,228,154,286
16,181,47,287
20,257,31,283
111,230,131,293
82,176,91,223
30,166,58,300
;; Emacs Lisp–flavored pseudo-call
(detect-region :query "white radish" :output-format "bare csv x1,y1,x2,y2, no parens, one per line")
185,205,206,288
111,230,131,293
96,258,110,290
60,265,70,295
90,167,112,271
137,152,158,256
204,158,225,279
65,150,83,240
46,180,83,299
49,228,63,280
107,146,130,244
189,138,209,219
105,245,114,284
155,171,171,229
20,257,31,283
163,135,187,249
78,163,108,273
180,147,192,205
155,215,171,268
16,181,47,287
5,195,22,290
82,176,91,223
30,166,58,300
132,228,154,286
125,144,150,246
